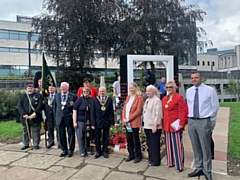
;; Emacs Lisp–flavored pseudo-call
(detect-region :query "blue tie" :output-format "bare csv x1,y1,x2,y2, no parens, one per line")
193,88,199,118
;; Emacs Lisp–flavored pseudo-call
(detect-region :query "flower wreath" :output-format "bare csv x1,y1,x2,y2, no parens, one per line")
111,133,127,149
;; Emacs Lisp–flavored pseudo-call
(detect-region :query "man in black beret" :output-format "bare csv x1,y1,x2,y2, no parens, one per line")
18,83,43,150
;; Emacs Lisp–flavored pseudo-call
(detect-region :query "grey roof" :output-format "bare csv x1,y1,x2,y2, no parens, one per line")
199,48,235,55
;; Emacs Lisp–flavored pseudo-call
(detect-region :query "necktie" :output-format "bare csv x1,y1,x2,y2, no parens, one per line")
50,94,53,100
102,97,105,103
63,94,66,101
193,88,199,118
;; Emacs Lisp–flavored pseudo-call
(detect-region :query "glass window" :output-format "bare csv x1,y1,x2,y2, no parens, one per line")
202,61,205,66
197,61,199,65
207,61,210,66
10,31,19,40
19,49,29,53
0,47,9,52
9,48,19,52
19,32,28,40
212,62,215,66
31,33,39,41
0,30,9,39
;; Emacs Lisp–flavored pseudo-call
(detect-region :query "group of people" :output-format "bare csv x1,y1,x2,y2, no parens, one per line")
121,72,219,180
18,71,219,180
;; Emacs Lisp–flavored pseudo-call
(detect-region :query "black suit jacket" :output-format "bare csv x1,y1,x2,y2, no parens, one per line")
91,96,114,128
44,94,55,122
18,92,43,123
55,92,77,126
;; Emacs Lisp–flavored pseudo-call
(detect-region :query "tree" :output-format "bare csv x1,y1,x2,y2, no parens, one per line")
32,0,127,92
119,0,211,73
227,78,240,101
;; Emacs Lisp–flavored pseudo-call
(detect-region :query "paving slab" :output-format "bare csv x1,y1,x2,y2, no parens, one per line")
146,178,162,180
0,150,5,154
0,144,29,152
47,165,64,172
85,154,124,168
56,155,84,168
46,167,78,180
11,153,61,170
144,165,194,180
0,151,27,165
27,147,62,156
69,164,110,180
118,159,149,173
105,171,144,180
0,166,8,173
44,148,62,156
0,143,6,147
0,166,53,180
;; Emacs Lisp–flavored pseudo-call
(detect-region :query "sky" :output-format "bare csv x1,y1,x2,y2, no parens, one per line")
0,0,239,52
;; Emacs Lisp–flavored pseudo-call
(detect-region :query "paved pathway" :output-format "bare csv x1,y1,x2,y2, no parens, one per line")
0,107,239,180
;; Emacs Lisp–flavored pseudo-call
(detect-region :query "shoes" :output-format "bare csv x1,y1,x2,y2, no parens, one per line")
68,153,73,158
94,153,101,159
176,169,183,173
125,157,134,162
21,146,29,150
133,158,142,163
34,145,39,150
80,153,85,157
58,145,61,149
149,163,158,166
47,143,55,149
59,152,67,157
212,156,214,160
103,153,109,158
87,151,93,156
188,170,204,177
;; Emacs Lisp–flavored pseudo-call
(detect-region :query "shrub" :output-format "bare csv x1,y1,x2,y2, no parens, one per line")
0,90,22,119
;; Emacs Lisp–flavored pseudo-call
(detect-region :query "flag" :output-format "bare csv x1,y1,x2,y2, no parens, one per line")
41,51,56,97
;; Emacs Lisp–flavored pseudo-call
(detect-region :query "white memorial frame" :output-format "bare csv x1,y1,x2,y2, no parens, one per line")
127,55,174,88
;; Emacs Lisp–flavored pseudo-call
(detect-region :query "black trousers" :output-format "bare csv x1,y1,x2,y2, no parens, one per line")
58,119,75,153
95,127,110,154
145,128,162,166
47,120,60,146
126,128,142,159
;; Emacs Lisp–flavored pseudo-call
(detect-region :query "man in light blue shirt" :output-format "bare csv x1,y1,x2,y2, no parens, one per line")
186,72,219,180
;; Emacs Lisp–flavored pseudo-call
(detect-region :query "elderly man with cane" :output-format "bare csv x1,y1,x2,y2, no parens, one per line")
18,83,43,150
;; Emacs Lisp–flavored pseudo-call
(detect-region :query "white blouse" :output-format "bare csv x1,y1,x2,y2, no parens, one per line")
126,95,135,120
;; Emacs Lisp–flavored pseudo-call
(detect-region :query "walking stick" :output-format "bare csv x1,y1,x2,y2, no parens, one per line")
25,118,33,150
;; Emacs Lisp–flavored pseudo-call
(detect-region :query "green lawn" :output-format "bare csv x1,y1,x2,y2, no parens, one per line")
0,120,22,139
220,102,240,159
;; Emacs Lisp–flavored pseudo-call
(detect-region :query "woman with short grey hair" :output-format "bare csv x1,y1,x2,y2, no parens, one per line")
143,85,162,166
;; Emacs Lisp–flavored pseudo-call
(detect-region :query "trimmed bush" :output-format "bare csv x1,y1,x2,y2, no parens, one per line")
0,90,22,119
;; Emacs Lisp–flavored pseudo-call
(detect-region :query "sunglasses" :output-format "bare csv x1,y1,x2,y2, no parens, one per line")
166,86,173,89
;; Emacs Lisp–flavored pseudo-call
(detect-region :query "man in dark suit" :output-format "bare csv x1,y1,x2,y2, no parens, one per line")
18,83,43,150
44,85,60,149
55,82,77,157
91,86,114,159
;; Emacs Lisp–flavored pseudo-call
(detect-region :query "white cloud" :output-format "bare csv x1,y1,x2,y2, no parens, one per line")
0,0,44,21
184,0,240,51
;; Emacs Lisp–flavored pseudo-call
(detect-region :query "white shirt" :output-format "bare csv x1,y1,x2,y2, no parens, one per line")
48,93,55,106
126,96,135,120
186,83,219,121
